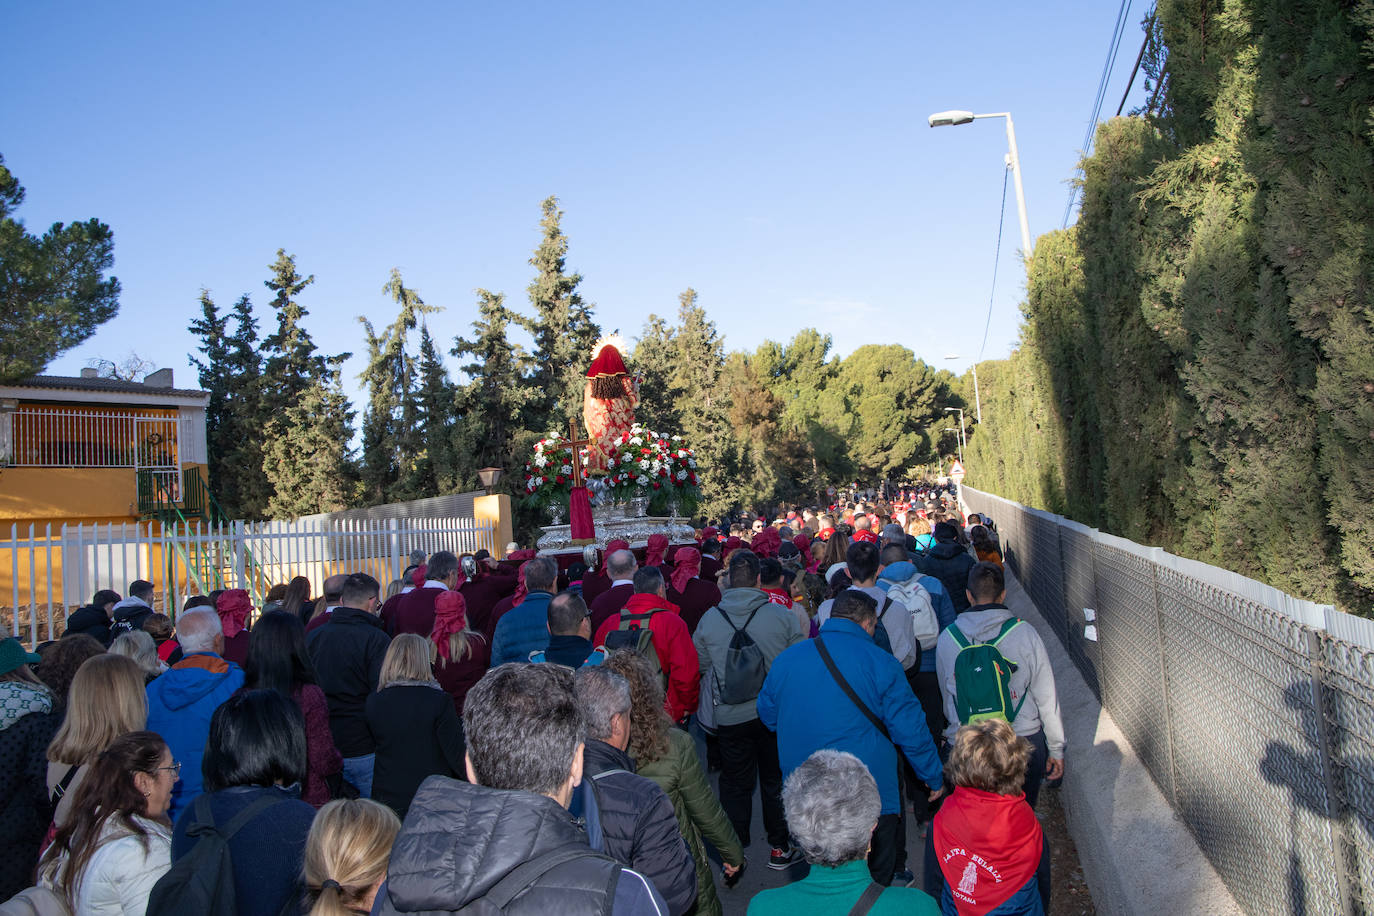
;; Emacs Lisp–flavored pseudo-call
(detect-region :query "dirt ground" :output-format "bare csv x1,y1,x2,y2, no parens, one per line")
1040,782,1096,915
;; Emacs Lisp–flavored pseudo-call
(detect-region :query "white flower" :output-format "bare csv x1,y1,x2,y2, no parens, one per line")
677,470,688,481
630,436,643,446
534,456,547,468
561,464,572,475
638,459,650,470
637,475,649,486
688,459,697,468
677,450,687,458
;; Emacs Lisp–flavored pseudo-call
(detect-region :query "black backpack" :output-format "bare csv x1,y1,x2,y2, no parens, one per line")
713,605,767,705
146,794,287,916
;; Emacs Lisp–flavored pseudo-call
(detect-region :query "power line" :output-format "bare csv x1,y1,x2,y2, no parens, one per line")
1115,12,1156,117
1062,0,1134,228
978,162,1011,362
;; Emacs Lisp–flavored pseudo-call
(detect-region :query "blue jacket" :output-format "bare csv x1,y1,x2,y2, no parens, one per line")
877,561,957,672
757,617,943,815
490,591,554,667
146,652,244,822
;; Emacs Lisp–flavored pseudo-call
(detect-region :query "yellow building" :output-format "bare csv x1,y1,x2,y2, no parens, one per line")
0,369,211,530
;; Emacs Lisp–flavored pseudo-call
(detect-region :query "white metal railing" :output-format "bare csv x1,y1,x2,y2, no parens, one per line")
8,407,179,468
0,515,497,645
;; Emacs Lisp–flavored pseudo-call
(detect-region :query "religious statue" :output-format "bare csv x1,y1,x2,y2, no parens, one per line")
583,334,639,474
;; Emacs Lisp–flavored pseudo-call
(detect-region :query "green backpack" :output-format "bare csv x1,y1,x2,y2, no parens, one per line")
948,618,1027,725
601,608,666,687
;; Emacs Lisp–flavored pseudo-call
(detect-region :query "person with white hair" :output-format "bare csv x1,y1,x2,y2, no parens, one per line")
746,750,940,915
145,607,245,821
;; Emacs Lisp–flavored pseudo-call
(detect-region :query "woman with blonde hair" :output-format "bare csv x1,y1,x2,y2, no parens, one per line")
364,634,464,818
47,653,149,830
110,630,165,683
603,651,744,916
301,798,401,916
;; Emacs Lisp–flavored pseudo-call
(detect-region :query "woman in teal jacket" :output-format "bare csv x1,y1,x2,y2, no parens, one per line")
603,651,745,916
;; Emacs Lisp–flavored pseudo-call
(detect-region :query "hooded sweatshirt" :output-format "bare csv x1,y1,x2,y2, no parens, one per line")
934,605,1065,758
62,605,113,646
145,652,245,821
109,596,153,636
692,588,802,727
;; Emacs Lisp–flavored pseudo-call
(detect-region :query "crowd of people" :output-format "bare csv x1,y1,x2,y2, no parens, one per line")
0,490,1065,915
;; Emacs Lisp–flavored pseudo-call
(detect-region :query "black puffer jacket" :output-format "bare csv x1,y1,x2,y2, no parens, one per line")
63,604,112,646
581,740,697,916
0,709,59,900
916,541,977,613
378,776,660,915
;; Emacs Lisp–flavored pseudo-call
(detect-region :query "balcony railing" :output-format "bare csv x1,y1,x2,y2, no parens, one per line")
8,408,179,468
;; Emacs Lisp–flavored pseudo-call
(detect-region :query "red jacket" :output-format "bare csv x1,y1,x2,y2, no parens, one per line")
593,593,700,723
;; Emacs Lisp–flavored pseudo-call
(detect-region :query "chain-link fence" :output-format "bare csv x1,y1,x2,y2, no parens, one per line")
961,487,1374,916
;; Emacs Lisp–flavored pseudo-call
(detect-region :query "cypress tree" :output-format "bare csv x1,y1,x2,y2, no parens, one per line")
631,314,680,432
410,323,460,496
263,356,355,518
453,289,534,479
260,250,328,417
521,197,601,430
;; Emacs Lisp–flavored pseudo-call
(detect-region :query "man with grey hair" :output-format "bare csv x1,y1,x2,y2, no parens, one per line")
573,667,697,915
748,750,941,914
145,608,245,821
375,663,668,914
394,550,462,636
589,549,638,633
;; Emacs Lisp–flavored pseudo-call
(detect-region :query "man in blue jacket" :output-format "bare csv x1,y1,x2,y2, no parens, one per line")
490,557,558,666
758,589,944,886
145,607,245,821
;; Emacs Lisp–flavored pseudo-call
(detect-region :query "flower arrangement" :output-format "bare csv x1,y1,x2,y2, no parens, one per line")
523,423,700,517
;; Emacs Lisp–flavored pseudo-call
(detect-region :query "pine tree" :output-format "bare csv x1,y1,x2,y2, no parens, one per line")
834,345,946,483
260,250,329,416
222,295,272,519
264,357,355,518
631,314,679,432
410,323,460,495
188,290,229,465
668,290,732,518
453,290,535,478
521,197,601,430
358,269,440,505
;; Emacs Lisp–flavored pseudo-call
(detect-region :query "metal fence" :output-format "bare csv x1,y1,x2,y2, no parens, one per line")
960,486,1374,916
1,515,496,645
8,406,179,467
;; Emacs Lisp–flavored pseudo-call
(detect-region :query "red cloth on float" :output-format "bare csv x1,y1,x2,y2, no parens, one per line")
569,486,595,540
430,590,469,662
934,787,1043,916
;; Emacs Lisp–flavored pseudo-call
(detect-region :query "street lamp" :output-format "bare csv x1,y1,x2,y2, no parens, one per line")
477,466,504,495
944,354,982,425
927,110,1032,255
943,407,967,465
942,428,964,466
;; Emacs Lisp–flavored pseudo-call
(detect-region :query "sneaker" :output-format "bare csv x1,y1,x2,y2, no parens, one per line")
768,845,802,869
892,868,916,886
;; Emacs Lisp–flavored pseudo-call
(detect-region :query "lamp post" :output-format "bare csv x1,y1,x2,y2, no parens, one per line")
928,110,1032,256
944,354,982,425
943,407,966,465
477,466,504,495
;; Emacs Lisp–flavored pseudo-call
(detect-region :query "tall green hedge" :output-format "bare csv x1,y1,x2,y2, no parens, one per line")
970,0,1374,614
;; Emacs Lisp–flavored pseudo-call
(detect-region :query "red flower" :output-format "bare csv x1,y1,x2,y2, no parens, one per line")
653,482,661,489
555,476,565,484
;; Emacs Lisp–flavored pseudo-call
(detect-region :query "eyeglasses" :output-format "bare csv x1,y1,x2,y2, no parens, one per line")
154,762,182,777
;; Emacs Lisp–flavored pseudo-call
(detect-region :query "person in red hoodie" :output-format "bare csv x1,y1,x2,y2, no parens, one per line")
592,567,700,725
933,719,1049,916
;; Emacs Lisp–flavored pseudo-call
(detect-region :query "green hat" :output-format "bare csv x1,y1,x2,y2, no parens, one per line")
0,638,42,676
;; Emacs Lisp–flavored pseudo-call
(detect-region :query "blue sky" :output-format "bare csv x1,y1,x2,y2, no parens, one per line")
6,1,1153,398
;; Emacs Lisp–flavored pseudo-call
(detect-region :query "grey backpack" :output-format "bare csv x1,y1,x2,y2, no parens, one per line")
714,605,767,705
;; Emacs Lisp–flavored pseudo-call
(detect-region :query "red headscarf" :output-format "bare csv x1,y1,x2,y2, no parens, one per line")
216,589,252,639
410,564,428,587
851,529,879,544
511,562,529,607
506,549,537,562
750,527,781,559
698,526,718,544
605,539,631,555
645,533,669,568
670,547,700,593
792,533,820,573
430,590,469,662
